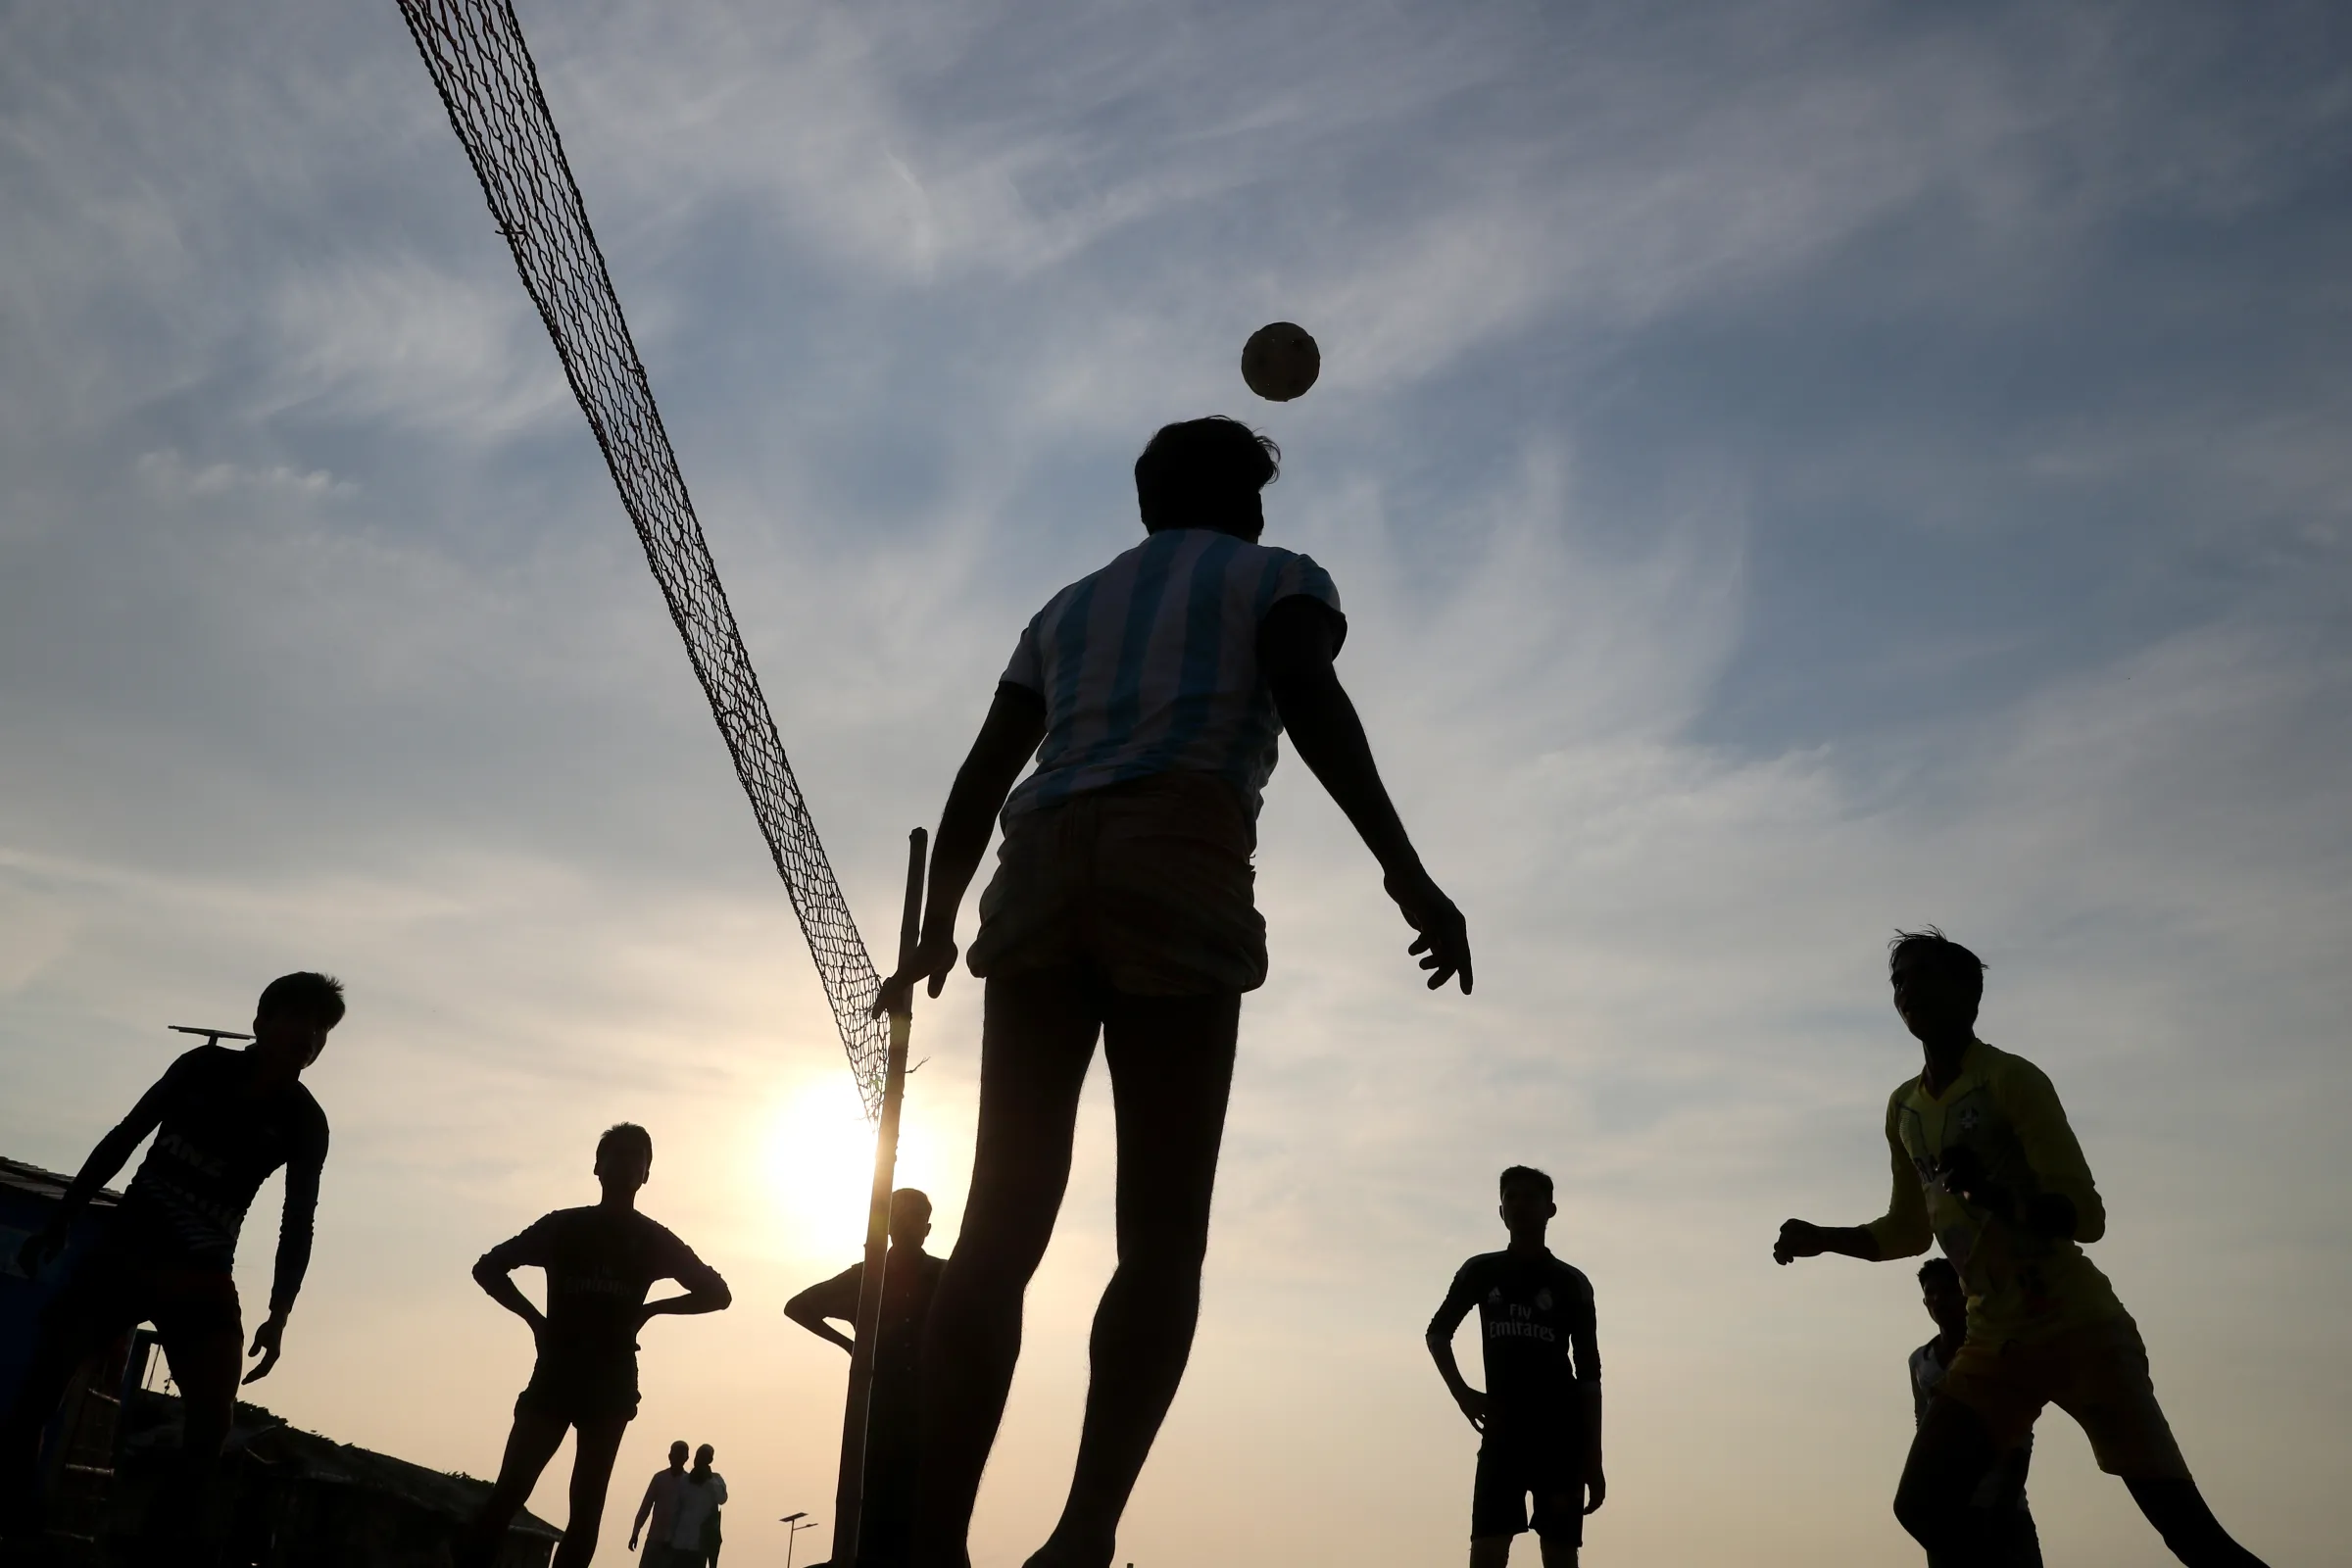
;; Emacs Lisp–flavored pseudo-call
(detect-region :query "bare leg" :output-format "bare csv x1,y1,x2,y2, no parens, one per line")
912,968,1102,1568
1537,1534,1579,1568
1467,1539,1512,1568
140,1312,246,1551
1893,1396,2003,1567
552,1415,631,1568
2124,1477,2268,1568
456,1409,569,1568
1026,991,1240,1568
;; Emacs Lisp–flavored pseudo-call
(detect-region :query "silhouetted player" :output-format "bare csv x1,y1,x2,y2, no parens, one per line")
1775,930,2268,1567
1427,1167,1602,1568
457,1123,731,1568
1910,1256,2040,1567
1,971,345,1553
875,416,1473,1568
784,1188,945,1568
629,1439,691,1562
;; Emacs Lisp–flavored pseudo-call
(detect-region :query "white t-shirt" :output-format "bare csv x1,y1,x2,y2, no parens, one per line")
999,528,1344,824
668,1470,726,1548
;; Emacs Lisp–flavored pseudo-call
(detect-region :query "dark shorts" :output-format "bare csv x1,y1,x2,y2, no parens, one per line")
1472,1432,1585,1544
969,771,1265,997
514,1348,639,1427
45,1245,242,1363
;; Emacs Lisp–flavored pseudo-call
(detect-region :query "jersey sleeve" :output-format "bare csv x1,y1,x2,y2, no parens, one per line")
1863,1089,1933,1259
799,1262,864,1324
268,1102,329,1312
1425,1260,1483,1342
480,1211,563,1272
652,1224,728,1296
1262,551,1348,654
1992,1054,2107,1244
1568,1269,1601,1385
1000,613,1046,695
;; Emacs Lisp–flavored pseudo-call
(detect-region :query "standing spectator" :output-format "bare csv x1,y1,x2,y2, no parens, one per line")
629,1441,691,1561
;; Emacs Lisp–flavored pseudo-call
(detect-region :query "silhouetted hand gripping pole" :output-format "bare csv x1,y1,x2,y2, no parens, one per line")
830,828,929,1566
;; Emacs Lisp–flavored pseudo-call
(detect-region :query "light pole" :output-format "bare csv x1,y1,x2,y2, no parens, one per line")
780,1511,817,1568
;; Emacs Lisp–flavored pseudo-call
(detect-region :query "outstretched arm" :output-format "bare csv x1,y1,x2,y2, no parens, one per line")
17,1057,189,1276
1258,596,1471,993
875,683,1048,1012
1777,1094,1920,1266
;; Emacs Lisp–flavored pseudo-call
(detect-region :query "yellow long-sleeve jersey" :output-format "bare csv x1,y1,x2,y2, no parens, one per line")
1864,1040,2126,1347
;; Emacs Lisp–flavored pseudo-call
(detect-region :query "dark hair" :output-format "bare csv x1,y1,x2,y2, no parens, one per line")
1888,927,1985,1017
1134,416,1280,532
258,971,346,1028
597,1122,653,1169
1498,1165,1553,1200
893,1187,932,1214
1917,1256,1961,1290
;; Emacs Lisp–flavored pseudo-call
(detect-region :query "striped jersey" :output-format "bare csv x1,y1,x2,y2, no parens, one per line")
999,527,1345,823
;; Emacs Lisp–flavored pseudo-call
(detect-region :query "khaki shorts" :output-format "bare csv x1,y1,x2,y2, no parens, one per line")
1940,1313,2190,1479
969,771,1266,996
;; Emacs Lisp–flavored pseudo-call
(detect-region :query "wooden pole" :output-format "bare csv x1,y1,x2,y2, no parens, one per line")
828,827,926,1568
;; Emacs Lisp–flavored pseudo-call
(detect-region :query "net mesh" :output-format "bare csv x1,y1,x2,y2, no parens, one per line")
396,0,890,1115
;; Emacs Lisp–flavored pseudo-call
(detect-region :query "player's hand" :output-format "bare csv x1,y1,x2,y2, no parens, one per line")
1773,1218,1828,1265
1583,1470,1607,1515
1452,1387,1489,1433
243,1311,288,1384
871,931,960,1017
1387,866,1471,994
14,1221,67,1279
1933,1147,2012,1219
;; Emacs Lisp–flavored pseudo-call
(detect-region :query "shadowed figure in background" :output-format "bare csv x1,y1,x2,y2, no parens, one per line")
456,1124,731,1568
784,1188,945,1568
874,416,1474,1568
1427,1166,1603,1568
1775,929,2269,1568
1910,1256,2041,1567
666,1443,726,1567
1,971,345,1558
628,1440,690,1563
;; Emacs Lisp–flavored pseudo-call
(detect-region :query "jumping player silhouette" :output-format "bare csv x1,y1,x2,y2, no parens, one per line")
875,416,1473,1568
1775,930,2268,1567
1427,1166,1603,1568
456,1123,731,1568
1,971,345,1556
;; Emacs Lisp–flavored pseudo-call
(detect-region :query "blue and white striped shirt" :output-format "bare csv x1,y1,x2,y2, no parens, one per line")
999,528,1346,823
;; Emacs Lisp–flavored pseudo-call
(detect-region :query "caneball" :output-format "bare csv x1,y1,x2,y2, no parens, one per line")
1242,321,1320,402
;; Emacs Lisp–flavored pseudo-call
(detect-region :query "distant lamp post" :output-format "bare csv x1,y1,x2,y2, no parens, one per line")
780,1511,818,1568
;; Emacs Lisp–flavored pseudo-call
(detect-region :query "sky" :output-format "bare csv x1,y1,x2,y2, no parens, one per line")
3,0,2349,1563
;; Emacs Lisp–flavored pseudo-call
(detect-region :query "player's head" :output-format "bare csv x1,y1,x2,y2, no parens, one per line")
889,1187,934,1250
1888,927,1984,1040
595,1122,654,1194
694,1443,715,1469
1134,416,1280,541
252,971,346,1070
1917,1255,1967,1336
668,1440,689,1467
1497,1164,1556,1238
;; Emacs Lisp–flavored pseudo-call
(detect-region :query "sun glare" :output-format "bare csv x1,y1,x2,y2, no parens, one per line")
759,1072,962,1259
